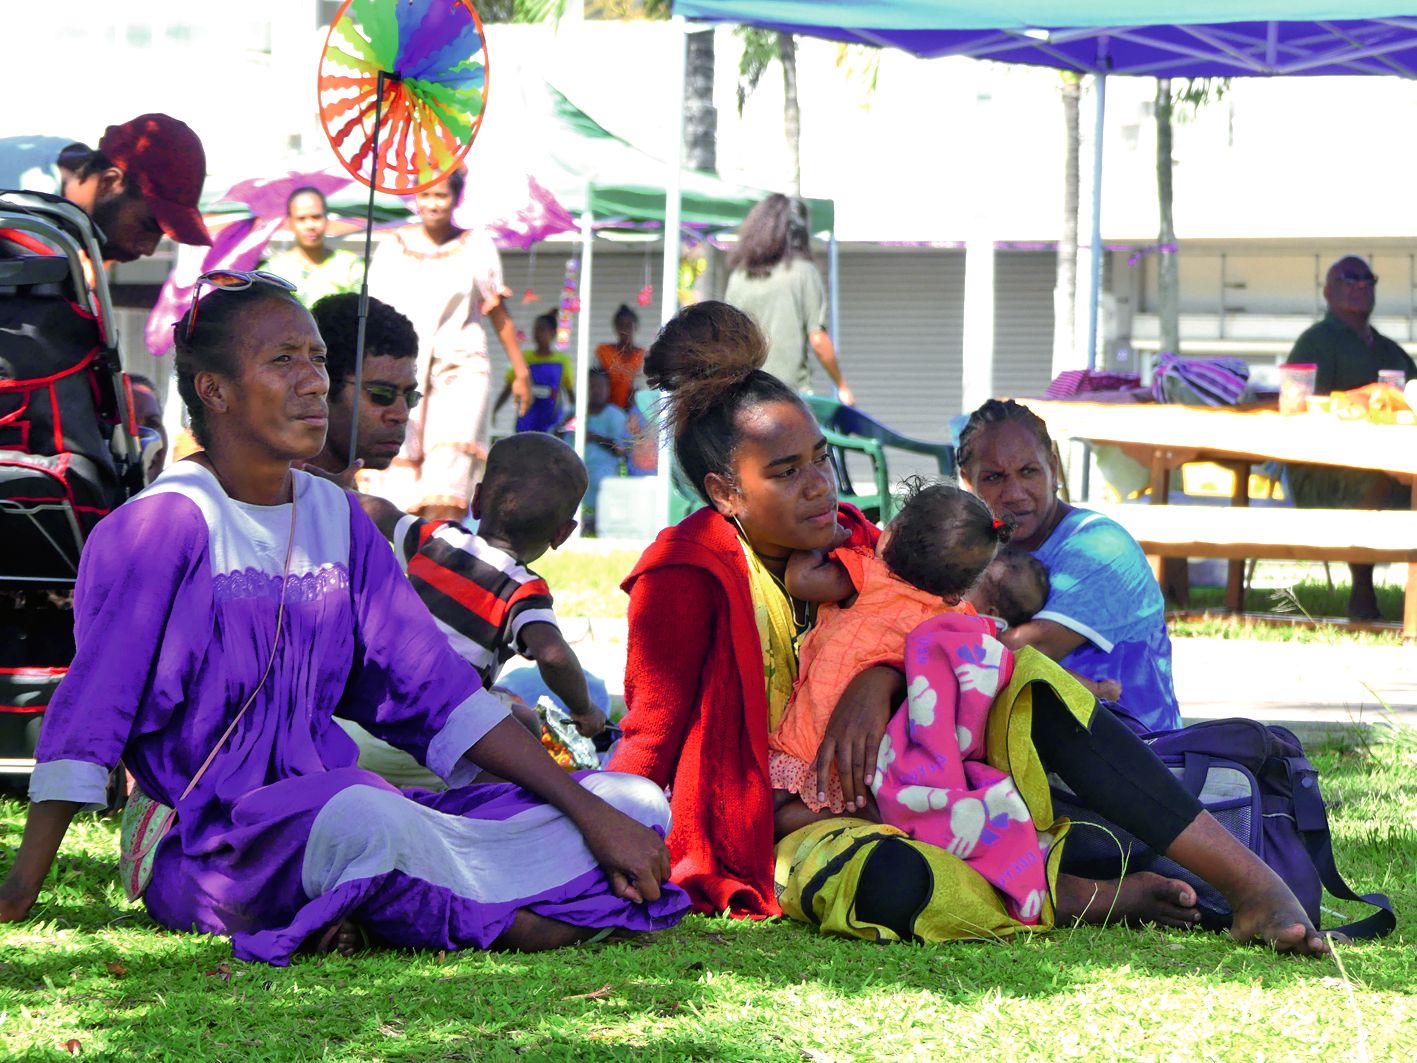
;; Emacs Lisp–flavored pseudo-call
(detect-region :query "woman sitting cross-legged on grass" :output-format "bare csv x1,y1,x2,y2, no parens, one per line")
610,301,1328,955
0,274,688,964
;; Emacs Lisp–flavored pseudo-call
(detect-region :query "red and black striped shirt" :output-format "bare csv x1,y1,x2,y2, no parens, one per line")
395,515,559,688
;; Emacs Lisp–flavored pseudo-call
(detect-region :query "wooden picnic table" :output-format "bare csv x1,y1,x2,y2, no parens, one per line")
1018,398,1417,637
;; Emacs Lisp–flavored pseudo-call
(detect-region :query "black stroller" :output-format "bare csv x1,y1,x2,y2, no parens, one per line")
0,189,149,789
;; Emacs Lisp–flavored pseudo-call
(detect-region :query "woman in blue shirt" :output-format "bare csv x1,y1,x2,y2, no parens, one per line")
958,399,1181,732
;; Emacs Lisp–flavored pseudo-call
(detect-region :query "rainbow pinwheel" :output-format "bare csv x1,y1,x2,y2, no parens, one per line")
316,0,490,468
318,0,489,195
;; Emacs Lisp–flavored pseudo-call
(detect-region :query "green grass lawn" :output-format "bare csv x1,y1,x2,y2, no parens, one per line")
534,549,641,622
3,734,1414,1061
1167,578,1407,644
537,549,1406,649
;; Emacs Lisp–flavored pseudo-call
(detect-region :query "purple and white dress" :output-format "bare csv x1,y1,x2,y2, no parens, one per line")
29,463,688,965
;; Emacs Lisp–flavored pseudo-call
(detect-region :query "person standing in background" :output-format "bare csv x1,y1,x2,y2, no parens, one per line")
494,311,574,435
261,187,362,308
595,305,646,411
725,194,855,406
369,166,532,521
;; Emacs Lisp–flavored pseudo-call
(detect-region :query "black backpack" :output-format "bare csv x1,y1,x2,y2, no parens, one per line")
0,189,142,576
1053,716,1396,941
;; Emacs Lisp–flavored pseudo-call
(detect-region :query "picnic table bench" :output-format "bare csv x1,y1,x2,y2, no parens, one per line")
1019,399,1417,640
1088,504,1417,637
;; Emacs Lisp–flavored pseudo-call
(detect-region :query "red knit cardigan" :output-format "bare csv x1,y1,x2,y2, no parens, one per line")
610,504,879,917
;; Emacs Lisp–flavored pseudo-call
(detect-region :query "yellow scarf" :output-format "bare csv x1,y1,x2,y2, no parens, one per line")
740,540,800,732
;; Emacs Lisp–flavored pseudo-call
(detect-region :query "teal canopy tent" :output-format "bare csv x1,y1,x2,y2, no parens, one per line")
674,1,1417,381
674,2,1417,75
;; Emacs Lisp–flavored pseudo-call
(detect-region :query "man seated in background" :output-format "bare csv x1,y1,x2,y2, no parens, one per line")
1284,255,1416,620
308,292,420,480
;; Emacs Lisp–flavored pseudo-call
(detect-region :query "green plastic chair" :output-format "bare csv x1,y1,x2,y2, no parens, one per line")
801,395,958,523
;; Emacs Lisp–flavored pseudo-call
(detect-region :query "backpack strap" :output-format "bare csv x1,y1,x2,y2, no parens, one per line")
1288,756,1396,940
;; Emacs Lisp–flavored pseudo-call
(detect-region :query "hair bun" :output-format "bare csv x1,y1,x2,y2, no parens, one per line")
646,301,773,433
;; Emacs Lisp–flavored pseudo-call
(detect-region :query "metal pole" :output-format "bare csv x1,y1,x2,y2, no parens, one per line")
572,207,594,471
1080,60,1108,503
349,69,388,472
1084,70,1107,372
828,230,841,382
654,17,689,531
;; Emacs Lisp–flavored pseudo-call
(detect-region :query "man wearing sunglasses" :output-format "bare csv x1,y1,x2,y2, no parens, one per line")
1284,255,1417,620
307,292,420,480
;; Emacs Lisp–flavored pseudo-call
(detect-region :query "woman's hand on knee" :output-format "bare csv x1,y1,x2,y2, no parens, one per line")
578,808,672,904
814,666,904,813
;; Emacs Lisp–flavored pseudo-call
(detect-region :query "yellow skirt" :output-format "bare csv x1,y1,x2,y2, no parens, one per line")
773,647,1095,943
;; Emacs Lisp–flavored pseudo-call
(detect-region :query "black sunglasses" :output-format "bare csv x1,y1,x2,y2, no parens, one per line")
1338,270,1378,285
363,382,421,409
183,269,298,342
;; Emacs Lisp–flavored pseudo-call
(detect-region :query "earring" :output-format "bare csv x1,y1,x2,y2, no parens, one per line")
730,514,749,543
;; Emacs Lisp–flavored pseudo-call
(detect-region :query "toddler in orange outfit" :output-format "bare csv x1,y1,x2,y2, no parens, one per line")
772,482,1012,813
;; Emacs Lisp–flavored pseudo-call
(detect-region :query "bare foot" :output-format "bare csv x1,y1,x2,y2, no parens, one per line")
1227,880,1330,956
492,909,606,952
304,921,367,957
1056,872,1200,929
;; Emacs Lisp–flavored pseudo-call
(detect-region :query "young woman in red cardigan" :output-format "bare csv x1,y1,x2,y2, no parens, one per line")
610,301,1327,955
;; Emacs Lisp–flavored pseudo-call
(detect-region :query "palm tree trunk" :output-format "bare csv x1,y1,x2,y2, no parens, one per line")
1156,78,1180,359
684,28,718,173
779,33,801,195
1053,73,1081,376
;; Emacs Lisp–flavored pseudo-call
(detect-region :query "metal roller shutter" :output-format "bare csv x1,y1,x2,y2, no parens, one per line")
992,250,1058,400
808,247,964,484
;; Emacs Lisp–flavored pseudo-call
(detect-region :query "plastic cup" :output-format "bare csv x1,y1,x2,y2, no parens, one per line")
1378,369,1407,389
1278,363,1317,415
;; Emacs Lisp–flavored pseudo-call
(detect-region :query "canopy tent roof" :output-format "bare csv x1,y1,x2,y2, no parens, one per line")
675,1,1417,77
505,79,833,234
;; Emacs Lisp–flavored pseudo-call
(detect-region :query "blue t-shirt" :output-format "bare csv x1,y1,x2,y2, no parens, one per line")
1031,507,1181,731
584,405,629,486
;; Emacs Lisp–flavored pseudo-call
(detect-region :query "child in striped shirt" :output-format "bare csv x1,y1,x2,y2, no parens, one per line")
356,432,607,737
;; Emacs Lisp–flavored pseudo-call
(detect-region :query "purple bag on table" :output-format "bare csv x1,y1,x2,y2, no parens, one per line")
1051,715,1396,939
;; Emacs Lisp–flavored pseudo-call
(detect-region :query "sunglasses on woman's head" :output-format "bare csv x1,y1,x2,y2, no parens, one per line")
182,269,299,343
363,382,421,409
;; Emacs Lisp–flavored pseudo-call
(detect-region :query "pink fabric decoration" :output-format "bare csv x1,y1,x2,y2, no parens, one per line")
144,215,285,357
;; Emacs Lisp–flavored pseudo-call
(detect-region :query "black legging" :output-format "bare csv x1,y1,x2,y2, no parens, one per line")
1030,686,1201,852
856,691,1202,937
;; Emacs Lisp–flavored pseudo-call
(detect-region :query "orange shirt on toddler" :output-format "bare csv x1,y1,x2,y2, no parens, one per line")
768,546,974,812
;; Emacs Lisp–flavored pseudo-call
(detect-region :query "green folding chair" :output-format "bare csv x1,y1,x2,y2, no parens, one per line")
801,395,957,523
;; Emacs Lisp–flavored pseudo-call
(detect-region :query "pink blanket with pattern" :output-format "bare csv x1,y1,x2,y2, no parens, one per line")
871,613,1051,924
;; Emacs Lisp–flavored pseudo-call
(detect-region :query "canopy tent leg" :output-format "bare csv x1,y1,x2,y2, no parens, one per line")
1078,62,1109,503
960,89,996,422
828,230,840,372
1084,69,1108,372
572,205,595,538
655,16,690,532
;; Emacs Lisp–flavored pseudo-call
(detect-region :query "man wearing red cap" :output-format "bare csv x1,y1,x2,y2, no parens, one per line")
58,113,212,262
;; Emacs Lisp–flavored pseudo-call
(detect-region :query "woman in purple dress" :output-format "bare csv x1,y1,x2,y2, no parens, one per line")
0,274,687,965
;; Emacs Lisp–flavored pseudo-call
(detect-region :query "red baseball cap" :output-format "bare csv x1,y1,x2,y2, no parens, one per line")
98,114,212,247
